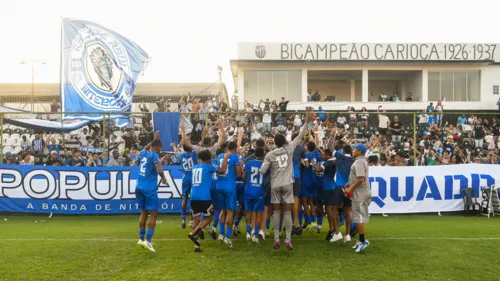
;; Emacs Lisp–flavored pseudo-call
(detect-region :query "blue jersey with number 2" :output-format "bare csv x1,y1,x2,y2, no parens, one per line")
137,150,160,191
191,163,215,200
217,153,240,191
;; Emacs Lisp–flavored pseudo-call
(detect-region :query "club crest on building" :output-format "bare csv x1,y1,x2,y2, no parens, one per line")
255,44,266,59
69,26,132,111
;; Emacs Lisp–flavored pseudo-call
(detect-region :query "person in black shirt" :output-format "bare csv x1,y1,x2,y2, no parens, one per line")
473,120,485,149
46,151,62,166
311,90,321,102
278,97,289,112
138,128,149,148
492,118,500,144
389,116,403,142
121,130,138,149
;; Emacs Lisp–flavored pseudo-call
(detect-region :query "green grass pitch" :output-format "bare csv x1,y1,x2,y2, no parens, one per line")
0,214,499,281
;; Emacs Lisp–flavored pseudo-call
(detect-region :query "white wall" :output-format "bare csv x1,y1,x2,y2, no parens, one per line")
480,65,500,106
406,72,422,101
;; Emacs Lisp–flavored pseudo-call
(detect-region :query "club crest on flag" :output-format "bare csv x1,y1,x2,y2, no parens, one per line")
255,44,266,59
69,26,131,111
61,19,150,123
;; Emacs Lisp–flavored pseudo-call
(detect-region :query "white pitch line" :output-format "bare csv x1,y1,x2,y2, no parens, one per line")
0,237,499,242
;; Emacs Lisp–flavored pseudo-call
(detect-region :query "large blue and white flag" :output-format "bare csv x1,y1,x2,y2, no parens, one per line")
60,18,150,122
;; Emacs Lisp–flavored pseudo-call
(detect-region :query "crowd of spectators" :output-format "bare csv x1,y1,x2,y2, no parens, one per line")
2,94,500,167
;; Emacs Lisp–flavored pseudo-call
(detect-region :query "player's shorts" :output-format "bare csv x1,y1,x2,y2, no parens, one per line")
271,184,294,204
211,189,220,208
236,182,245,202
135,189,158,211
352,199,371,224
182,179,192,197
342,195,352,208
322,189,334,206
293,177,301,197
217,189,238,211
244,197,265,212
315,178,324,202
301,179,315,198
190,200,214,217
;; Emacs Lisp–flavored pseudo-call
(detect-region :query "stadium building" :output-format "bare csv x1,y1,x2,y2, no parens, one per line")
0,82,229,112
231,42,500,111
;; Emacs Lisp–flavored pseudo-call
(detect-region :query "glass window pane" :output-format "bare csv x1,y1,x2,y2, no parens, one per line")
287,71,302,102
258,71,273,103
244,71,258,103
440,72,454,102
467,71,480,101
428,72,440,102
272,71,287,101
453,72,467,101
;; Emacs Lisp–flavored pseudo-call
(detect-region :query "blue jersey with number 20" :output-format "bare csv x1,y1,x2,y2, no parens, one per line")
137,150,160,191
191,163,215,200
179,151,197,180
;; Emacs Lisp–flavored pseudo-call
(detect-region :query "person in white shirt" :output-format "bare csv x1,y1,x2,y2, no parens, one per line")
377,106,390,140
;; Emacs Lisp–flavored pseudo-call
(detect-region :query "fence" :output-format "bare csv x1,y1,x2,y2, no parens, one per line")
1,110,500,167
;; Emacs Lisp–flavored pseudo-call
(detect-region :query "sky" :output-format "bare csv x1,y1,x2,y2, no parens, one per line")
0,0,499,95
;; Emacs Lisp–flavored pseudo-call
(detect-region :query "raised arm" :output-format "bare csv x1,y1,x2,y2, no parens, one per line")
292,114,314,146
217,119,226,146
327,127,337,152
144,131,160,151
217,152,230,174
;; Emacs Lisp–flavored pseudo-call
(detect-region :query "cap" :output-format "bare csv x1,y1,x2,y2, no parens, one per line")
353,143,367,154
5,152,12,158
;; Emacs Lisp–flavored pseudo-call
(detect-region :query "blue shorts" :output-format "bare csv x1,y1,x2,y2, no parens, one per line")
301,178,316,198
182,179,192,197
244,198,265,212
236,182,245,202
135,189,158,211
211,189,220,208
217,189,238,211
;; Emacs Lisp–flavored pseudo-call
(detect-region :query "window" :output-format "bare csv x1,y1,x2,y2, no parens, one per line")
427,71,480,101
244,70,302,103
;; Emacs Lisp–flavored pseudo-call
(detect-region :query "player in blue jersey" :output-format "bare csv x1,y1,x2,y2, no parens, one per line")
216,141,242,248
301,141,317,231
311,145,325,233
209,150,222,240
291,132,307,235
242,147,268,244
178,143,198,229
136,131,167,253
179,123,200,228
335,143,357,243
187,150,216,252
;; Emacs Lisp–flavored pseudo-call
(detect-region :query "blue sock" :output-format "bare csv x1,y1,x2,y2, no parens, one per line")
181,209,186,221
254,226,260,236
200,213,205,222
235,217,241,227
219,222,225,236
317,216,323,226
311,215,317,223
266,219,270,230
279,220,283,232
146,229,154,242
213,209,220,228
298,210,304,225
226,225,233,239
350,221,356,232
246,225,251,234
307,215,312,223
340,214,345,223
139,228,145,240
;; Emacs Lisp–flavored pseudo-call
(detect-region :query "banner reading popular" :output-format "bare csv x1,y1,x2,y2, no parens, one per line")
0,165,184,214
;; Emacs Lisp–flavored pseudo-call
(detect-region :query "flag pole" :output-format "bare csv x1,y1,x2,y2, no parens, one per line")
59,17,64,120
